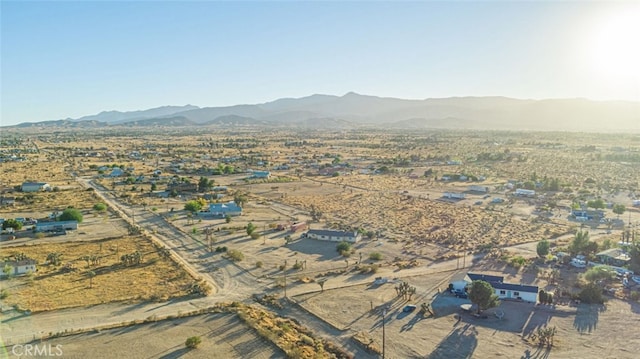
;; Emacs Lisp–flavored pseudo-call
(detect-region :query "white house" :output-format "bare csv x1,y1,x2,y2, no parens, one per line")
453,272,539,303
443,192,466,200
492,282,538,303
1,259,37,276
515,188,536,197
21,182,50,192
305,229,360,243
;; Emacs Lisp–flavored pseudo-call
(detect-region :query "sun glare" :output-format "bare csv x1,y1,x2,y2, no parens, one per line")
588,5,640,82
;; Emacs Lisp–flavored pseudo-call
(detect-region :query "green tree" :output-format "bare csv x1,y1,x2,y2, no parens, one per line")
59,208,83,223
536,240,550,258
336,241,352,256
234,193,248,207
613,204,626,218
584,266,615,285
185,336,202,349
150,183,157,191
568,230,590,256
246,222,257,235
587,199,605,209
468,280,500,314
579,283,604,304
86,270,96,288
225,214,232,223
2,218,23,231
198,177,214,192
184,199,207,213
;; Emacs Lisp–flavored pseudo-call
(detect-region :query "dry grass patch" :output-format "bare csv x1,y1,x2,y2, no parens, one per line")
1,235,194,312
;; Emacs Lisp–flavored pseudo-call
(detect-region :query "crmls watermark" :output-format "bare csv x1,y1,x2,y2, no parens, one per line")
11,344,63,357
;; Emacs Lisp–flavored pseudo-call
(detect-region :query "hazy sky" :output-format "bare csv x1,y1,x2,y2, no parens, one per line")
1,1,639,126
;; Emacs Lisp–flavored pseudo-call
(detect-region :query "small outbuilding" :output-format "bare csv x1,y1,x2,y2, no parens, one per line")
306,229,360,243
1,259,37,277
21,182,50,192
35,220,79,232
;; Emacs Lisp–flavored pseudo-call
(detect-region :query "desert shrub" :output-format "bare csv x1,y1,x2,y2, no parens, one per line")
35,232,45,239
369,252,383,261
510,256,527,268
300,334,315,346
93,203,107,211
215,246,227,253
227,249,244,261
0,289,8,299
292,262,303,270
336,241,351,253
255,261,263,268
185,336,202,349
630,291,640,302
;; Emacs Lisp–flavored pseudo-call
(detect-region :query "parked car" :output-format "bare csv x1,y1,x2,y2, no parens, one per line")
454,289,468,299
403,304,417,312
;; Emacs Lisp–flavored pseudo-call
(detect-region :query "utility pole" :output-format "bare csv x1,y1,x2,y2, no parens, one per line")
382,306,388,359
284,270,287,298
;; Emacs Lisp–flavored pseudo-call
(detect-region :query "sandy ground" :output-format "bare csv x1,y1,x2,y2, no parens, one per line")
292,269,640,359
4,312,283,359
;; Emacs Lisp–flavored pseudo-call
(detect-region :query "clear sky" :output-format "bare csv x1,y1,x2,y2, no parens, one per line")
1,0,639,126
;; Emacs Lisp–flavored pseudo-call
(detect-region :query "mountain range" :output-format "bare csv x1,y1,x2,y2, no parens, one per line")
7,93,640,132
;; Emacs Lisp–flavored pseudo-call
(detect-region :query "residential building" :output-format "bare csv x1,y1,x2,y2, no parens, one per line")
449,272,539,303
202,201,242,217
35,220,79,232
1,259,37,276
596,248,631,267
21,182,50,192
305,229,360,243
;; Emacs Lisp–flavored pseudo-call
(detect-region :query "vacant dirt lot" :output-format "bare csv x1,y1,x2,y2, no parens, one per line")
5,312,283,359
1,235,194,312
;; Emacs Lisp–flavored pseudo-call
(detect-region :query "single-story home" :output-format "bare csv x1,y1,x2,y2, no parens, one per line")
450,272,539,303
305,229,360,243
35,220,79,232
21,182,51,192
249,170,271,179
0,196,16,206
200,201,242,217
515,189,536,197
1,259,37,276
571,209,605,220
492,282,538,303
468,185,489,193
596,248,631,267
109,168,125,177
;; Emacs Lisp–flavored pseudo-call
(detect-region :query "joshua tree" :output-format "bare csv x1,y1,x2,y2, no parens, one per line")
86,271,96,288
318,278,328,293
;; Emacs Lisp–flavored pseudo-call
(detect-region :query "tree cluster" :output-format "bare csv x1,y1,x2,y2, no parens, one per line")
120,251,143,266
394,281,417,300
538,290,554,305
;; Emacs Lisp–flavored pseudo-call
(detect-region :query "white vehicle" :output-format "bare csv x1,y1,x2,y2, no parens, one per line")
570,258,587,268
